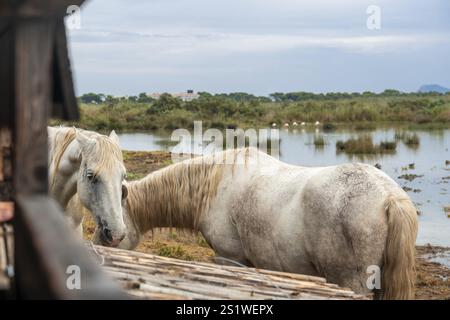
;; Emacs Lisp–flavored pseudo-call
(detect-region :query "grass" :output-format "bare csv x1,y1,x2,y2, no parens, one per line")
395,131,421,146
50,94,450,131
398,173,424,181
353,122,377,131
336,135,397,154
405,134,420,146
313,136,326,147
154,241,194,260
126,172,145,181
379,141,397,151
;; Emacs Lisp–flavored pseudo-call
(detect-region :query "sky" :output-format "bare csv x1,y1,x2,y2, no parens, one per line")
67,0,450,96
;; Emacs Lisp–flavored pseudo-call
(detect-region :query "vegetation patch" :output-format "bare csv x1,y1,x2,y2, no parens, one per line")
155,242,193,260
395,131,420,147
313,136,326,147
398,173,424,181
336,135,396,155
322,123,336,131
50,91,450,131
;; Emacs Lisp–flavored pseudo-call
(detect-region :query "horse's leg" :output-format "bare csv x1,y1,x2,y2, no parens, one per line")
201,211,251,267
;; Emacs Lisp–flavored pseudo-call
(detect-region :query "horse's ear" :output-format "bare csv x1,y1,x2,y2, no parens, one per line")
109,130,120,146
76,131,96,151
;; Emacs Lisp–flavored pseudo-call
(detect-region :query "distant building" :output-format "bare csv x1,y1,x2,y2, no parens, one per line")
149,90,200,102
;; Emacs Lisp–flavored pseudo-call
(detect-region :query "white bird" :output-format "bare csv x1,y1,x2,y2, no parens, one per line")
315,121,320,126
284,123,289,127
272,123,277,128
292,122,298,126
301,122,306,126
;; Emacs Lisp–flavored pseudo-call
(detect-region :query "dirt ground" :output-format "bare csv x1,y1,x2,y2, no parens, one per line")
83,150,450,300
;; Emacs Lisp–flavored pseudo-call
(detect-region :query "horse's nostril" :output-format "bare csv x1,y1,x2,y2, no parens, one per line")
119,233,126,241
103,227,113,242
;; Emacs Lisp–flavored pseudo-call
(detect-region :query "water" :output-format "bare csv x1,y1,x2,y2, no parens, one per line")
118,127,450,247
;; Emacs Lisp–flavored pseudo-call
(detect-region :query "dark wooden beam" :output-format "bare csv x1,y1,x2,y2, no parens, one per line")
0,18,13,126
14,18,54,194
14,195,127,299
0,0,86,17
52,18,79,120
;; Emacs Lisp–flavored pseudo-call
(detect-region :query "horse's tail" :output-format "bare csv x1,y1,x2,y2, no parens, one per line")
380,195,418,300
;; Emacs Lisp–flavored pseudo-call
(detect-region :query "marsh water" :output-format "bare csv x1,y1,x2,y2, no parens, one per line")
117,127,450,248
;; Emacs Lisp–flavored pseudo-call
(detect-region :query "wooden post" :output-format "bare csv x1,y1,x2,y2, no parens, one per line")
52,19,79,120
0,15,14,294
14,18,54,195
0,16,14,199
0,0,127,299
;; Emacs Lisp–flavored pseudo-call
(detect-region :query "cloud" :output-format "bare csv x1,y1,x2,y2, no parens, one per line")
70,28,449,59
68,0,450,94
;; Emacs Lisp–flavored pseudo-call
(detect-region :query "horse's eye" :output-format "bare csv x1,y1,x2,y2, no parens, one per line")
86,171,96,183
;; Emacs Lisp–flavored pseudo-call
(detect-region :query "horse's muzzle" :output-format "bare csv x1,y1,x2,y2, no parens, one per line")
101,227,125,247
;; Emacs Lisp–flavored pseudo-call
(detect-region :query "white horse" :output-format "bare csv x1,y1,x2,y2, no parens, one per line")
48,126,127,246
89,148,417,299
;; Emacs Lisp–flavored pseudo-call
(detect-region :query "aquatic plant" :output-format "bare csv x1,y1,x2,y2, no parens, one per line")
336,135,396,154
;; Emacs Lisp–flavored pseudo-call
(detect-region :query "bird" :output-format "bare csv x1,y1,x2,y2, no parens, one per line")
272,123,277,128
284,123,289,128
292,122,298,126
314,121,320,126
301,122,306,126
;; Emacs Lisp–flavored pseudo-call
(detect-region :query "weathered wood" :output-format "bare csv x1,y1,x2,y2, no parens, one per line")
14,18,54,194
0,0,85,17
0,18,13,126
87,245,369,300
14,195,127,299
0,128,13,202
51,18,79,120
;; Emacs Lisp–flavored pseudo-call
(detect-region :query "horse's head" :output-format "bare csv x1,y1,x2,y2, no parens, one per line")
75,130,128,247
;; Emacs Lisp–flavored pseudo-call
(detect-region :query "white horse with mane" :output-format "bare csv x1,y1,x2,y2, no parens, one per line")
88,147,417,299
48,126,127,246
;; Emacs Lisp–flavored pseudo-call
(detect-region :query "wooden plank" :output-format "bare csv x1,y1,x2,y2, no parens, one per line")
52,18,79,120
14,195,127,299
0,18,13,126
14,18,54,194
88,244,368,300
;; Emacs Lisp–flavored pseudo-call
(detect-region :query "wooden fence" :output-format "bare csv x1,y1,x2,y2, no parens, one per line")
88,244,368,300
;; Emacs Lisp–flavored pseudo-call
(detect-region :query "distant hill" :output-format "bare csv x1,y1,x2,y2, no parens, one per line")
418,84,450,94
